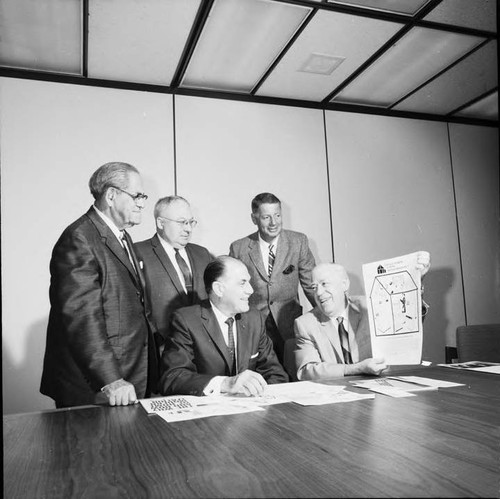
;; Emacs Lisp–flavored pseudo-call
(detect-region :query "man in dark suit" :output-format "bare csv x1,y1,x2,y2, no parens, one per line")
135,196,213,353
40,162,158,408
229,192,316,375
160,256,288,396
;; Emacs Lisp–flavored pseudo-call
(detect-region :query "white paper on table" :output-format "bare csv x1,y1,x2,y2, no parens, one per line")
389,375,464,388
292,390,375,406
139,394,264,422
438,361,500,374
362,252,423,365
350,377,437,393
361,386,416,398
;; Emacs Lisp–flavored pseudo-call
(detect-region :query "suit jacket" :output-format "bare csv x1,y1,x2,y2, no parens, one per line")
293,296,372,381
160,301,289,396
134,234,213,343
40,207,157,407
229,229,316,341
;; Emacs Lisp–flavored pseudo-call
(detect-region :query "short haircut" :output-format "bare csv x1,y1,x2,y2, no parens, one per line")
204,256,233,295
88,162,139,200
251,192,281,213
154,196,189,219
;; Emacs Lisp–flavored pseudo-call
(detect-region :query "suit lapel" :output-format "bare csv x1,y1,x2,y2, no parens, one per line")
151,234,186,296
313,309,344,364
248,234,269,281
201,304,233,370
272,230,288,277
86,208,141,289
235,313,251,373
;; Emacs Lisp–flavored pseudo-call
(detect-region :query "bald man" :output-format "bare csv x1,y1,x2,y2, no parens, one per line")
293,253,430,380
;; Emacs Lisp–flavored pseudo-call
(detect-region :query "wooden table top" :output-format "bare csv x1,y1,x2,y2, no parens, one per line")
4,366,500,498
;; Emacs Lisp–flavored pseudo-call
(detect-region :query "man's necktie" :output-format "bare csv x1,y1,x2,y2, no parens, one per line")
174,248,193,295
337,316,352,364
268,244,275,278
225,317,236,375
121,231,138,277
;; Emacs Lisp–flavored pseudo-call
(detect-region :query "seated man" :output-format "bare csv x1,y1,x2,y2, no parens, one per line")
160,256,289,396
294,252,430,380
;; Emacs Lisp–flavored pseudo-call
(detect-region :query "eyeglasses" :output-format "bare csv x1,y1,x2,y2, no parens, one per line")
112,186,148,202
159,216,198,228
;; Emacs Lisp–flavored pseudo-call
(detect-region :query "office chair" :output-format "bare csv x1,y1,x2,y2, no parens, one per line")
456,324,500,363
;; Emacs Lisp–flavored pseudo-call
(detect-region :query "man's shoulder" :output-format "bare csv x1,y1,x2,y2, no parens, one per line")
186,242,212,259
56,209,98,241
281,229,309,245
229,232,258,250
135,235,156,248
296,307,326,326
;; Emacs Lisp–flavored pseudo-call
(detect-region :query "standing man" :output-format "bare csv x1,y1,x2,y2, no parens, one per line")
135,196,213,351
160,256,288,396
229,192,316,373
40,162,158,408
294,254,430,380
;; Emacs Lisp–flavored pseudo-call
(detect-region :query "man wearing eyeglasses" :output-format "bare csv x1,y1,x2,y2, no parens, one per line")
135,196,214,354
40,162,158,408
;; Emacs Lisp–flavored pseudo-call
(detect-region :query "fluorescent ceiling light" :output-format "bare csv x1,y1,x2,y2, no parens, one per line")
332,27,484,107
327,0,432,16
454,92,498,121
0,0,81,75
88,0,201,85
181,0,311,92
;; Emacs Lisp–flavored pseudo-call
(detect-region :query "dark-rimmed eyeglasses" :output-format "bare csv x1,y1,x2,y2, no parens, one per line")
112,186,148,202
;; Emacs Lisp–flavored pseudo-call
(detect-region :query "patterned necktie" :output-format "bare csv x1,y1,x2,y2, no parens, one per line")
337,316,352,364
268,244,275,278
174,248,193,295
121,231,138,276
225,317,236,375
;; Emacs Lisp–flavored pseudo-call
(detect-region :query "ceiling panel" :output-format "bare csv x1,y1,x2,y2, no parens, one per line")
181,0,311,92
327,0,432,16
88,0,201,85
332,27,485,107
256,10,402,101
394,41,498,115
0,0,81,75
454,91,499,121
424,0,497,33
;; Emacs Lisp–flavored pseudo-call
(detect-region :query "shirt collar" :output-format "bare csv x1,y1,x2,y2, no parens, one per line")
93,205,123,242
258,233,279,250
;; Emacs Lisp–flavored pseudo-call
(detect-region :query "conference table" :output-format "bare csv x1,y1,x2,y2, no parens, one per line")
4,366,499,498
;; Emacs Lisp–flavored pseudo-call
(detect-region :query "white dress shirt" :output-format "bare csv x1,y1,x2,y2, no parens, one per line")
158,237,192,293
258,233,279,274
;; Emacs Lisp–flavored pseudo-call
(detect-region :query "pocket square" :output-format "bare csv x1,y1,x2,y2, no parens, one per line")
250,352,259,359
283,265,295,275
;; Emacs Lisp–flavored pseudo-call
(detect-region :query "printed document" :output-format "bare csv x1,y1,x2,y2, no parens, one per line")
362,252,423,365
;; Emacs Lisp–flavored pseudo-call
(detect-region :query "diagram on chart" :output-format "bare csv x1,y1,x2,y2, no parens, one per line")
362,252,424,365
368,271,419,336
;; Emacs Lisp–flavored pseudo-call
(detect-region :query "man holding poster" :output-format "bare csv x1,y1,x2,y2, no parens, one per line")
293,252,430,381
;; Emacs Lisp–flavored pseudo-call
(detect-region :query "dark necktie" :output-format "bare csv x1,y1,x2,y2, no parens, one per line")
174,248,193,295
225,317,236,375
337,316,352,364
121,231,139,277
268,244,275,278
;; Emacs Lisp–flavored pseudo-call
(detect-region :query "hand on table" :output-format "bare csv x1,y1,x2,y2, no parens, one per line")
101,378,138,406
221,369,267,396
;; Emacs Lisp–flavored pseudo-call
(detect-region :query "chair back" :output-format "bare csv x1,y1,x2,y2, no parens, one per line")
456,324,500,363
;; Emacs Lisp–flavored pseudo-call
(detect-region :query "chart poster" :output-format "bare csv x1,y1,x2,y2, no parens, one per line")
362,252,423,365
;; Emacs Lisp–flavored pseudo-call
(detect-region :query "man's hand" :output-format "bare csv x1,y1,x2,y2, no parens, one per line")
416,251,431,277
221,370,267,396
360,358,388,375
101,379,138,406
345,358,388,376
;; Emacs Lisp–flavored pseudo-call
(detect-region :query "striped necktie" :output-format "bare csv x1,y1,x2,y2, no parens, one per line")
225,317,236,375
337,316,352,364
174,248,193,295
268,244,275,278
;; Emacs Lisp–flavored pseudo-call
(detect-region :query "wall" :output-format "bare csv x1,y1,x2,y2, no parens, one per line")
1,77,498,414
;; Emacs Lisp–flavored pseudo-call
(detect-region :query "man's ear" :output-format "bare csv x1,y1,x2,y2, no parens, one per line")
342,276,350,293
212,281,224,298
250,212,257,226
155,217,163,231
105,187,116,207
